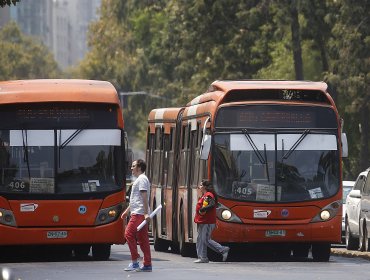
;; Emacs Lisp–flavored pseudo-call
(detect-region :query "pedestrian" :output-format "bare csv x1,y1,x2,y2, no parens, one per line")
194,179,230,263
121,159,152,272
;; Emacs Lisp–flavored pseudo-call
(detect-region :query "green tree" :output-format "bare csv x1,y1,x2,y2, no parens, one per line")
0,22,60,80
0,0,19,7
326,0,370,176
77,0,367,177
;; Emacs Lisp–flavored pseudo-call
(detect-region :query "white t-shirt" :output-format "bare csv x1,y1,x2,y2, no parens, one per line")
129,173,151,215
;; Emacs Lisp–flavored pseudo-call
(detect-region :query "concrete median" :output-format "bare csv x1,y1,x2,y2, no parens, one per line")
331,248,370,261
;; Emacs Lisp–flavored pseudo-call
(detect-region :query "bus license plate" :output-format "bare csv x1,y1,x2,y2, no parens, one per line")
47,231,68,239
265,230,286,237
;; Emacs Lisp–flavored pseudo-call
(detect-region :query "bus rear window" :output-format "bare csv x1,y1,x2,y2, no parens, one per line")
215,105,337,129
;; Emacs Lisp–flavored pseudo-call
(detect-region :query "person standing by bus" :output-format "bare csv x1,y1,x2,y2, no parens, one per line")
122,159,152,272
194,179,230,263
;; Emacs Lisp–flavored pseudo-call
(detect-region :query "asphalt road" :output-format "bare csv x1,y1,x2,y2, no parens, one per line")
1,244,370,280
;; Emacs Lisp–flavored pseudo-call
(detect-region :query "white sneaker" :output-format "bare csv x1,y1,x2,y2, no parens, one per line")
194,258,209,263
222,247,230,262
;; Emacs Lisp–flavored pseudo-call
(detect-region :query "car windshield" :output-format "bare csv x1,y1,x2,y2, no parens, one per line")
342,187,352,203
213,132,340,203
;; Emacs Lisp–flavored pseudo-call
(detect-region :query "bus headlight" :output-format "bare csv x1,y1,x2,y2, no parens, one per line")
311,200,341,223
216,203,242,223
221,209,232,220
95,203,123,226
0,208,17,227
320,210,331,220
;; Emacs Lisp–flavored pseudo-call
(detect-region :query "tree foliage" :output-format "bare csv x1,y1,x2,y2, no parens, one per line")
0,0,19,8
0,22,60,80
75,0,370,178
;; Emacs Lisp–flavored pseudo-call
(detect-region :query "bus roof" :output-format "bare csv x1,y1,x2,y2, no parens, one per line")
187,80,331,106
211,80,328,92
0,79,120,105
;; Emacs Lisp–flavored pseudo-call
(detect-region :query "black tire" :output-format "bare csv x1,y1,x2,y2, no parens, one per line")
92,244,111,261
292,244,310,258
275,245,291,260
73,245,91,260
179,210,192,257
365,226,369,252
153,216,169,252
359,223,369,252
345,221,359,250
312,243,331,262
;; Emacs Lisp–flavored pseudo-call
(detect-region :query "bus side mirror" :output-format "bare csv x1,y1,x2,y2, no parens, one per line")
200,116,211,160
200,134,211,160
341,133,348,158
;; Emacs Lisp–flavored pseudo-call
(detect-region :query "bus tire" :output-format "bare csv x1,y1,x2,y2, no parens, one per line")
312,243,331,262
153,216,169,252
92,244,111,261
73,245,91,260
345,221,359,250
292,244,309,258
179,210,191,257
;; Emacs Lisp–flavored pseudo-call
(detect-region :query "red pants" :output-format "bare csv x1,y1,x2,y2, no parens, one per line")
125,214,152,266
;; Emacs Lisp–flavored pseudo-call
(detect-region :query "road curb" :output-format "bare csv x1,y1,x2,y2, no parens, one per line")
331,248,370,261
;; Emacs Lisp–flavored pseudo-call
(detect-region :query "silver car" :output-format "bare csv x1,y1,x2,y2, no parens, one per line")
342,180,355,242
345,168,370,250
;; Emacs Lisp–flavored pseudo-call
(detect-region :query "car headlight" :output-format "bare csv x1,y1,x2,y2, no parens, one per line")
311,200,341,223
216,203,242,223
95,203,123,225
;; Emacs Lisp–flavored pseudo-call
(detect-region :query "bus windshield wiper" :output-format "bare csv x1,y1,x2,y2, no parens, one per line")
59,124,89,150
22,129,31,179
58,124,88,167
242,129,266,164
282,129,310,160
242,129,270,182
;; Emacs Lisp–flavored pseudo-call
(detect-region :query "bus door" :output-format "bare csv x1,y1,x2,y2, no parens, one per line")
172,111,183,242
160,130,169,235
186,122,197,241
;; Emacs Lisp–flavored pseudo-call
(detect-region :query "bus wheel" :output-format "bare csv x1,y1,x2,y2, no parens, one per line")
345,220,359,250
292,244,309,259
275,245,291,260
153,217,169,252
92,244,111,261
312,243,331,262
179,211,191,257
74,245,91,260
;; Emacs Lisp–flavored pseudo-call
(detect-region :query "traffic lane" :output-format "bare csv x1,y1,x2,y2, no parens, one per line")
2,245,370,280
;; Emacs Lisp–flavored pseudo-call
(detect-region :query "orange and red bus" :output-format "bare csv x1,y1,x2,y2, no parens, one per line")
0,79,127,260
146,80,348,261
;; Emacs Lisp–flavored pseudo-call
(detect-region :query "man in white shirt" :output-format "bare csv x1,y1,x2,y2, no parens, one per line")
122,159,152,272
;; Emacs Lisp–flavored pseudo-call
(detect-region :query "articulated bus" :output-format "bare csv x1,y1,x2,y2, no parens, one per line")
146,80,348,261
0,79,127,260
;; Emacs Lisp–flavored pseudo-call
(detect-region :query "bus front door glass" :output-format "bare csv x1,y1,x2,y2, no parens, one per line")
213,132,339,202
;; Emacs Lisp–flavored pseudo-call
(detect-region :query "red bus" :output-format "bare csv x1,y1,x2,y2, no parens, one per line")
0,79,128,260
146,80,348,261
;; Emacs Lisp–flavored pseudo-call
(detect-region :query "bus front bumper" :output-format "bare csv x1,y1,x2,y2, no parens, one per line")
0,221,126,246
213,215,341,244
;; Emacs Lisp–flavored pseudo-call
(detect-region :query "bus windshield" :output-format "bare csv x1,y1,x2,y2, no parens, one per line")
0,129,122,195
213,132,340,202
